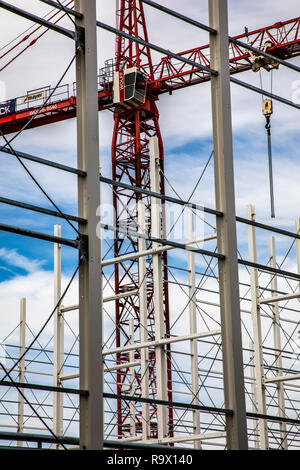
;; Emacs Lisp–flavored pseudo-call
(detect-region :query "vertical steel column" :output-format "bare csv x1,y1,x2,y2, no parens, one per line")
249,342,259,449
75,0,103,450
247,205,268,449
187,212,201,449
53,225,63,444
295,219,300,284
17,298,26,447
150,136,168,440
268,237,287,449
209,0,248,450
138,200,150,441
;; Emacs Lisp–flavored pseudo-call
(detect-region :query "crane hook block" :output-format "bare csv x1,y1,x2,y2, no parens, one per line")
250,41,280,72
262,99,273,116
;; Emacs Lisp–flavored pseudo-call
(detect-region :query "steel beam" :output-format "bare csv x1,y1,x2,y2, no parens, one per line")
0,196,86,224
104,392,232,416
265,374,300,384
259,292,300,304
39,0,83,19
149,432,226,445
100,175,221,216
103,330,221,357
209,0,248,450
59,290,139,313
296,219,300,287
75,0,103,450
138,200,150,441
53,225,64,448
249,342,259,449
0,222,79,249
102,222,223,259
0,146,85,176
0,380,87,396
102,234,217,267
60,361,142,382
150,137,168,440
268,237,288,449
236,216,300,241
231,77,300,111
187,213,201,449
17,298,26,447
129,319,136,438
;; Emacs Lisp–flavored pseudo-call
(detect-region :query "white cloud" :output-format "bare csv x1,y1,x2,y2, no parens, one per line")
0,247,45,273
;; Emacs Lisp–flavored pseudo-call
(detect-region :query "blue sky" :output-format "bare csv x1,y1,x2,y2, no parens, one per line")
0,0,299,341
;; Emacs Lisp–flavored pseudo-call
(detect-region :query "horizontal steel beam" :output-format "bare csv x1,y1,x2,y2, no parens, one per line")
104,392,300,427
100,175,221,216
0,0,75,39
96,21,218,76
231,77,300,110
59,304,79,313
103,330,221,357
0,379,88,396
102,234,217,267
246,411,300,426
140,0,216,34
264,374,300,384
105,361,141,373
0,222,79,248
59,373,80,382
60,289,139,313
196,298,299,325
0,196,86,224
1,146,86,176
39,0,83,19
196,298,251,315
238,258,300,281
0,430,79,445
0,430,197,450
102,223,224,259
150,431,227,445
104,392,232,416
103,289,139,302
237,215,300,240
104,440,196,451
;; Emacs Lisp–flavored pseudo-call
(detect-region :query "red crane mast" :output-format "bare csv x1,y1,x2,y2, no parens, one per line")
111,0,172,439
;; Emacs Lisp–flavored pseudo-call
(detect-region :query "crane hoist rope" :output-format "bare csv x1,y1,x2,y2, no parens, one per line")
262,98,275,218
